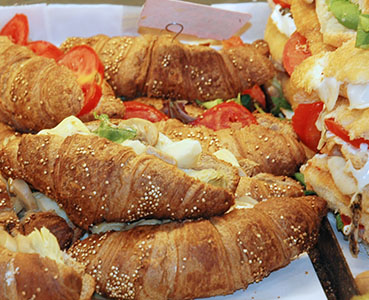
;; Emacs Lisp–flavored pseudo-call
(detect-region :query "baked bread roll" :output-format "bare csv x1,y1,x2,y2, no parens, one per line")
0,36,125,133
68,195,327,300
0,227,95,300
155,117,307,176
60,34,275,102
0,118,238,230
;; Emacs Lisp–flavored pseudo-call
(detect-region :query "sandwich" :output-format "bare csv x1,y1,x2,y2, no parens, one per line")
68,195,327,300
0,227,95,300
0,117,239,230
290,37,369,255
60,34,275,103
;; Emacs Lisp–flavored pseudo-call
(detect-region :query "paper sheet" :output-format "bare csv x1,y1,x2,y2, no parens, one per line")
0,3,328,300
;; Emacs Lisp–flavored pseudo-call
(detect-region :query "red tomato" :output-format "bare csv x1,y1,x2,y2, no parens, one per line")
340,214,365,230
222,36,244,49
77,82,102,117
27,40,64,60
0,14,29,45
273,0,291,9
123,101,169,123
283,32,311,76
325,118,369,149
58,45,105,117
57,45,104,86
242,85,266,109
191,102,257,131
292,102,324,151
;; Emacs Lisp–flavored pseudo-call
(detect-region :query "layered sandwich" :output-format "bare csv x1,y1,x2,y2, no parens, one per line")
290,37,369,255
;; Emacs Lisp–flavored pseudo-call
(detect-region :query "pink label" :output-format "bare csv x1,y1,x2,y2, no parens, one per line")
139,0,252,40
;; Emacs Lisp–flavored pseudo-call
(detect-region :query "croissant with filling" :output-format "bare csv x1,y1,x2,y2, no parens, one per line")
155,117,307,176
60,34,275,102
0,36,125,133
0,118,238,230
68,195,327,300
0,227,95,300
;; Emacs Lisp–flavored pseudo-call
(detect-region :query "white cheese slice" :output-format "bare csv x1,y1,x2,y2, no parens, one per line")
121,139,147,155
213,148,240,167
160,139,202,169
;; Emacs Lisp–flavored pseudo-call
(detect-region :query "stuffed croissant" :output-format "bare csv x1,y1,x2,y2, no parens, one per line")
60,34,275,102
0,117,238,230
0,36,125,133
0,227,95,300
68,195,327,300
155,116,307,176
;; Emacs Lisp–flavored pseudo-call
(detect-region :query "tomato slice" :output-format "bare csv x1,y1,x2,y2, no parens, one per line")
273,0,291,9
77,82,102,117
191,101,257,131
340,214,365,231
0,13,29,45
27,40,64,60
57,45,105,117
222,36,244,49
325,118,369,149
242,85,266,109
283,31,311,76
57,45,104,86
123,101,169,123
292,102,324,151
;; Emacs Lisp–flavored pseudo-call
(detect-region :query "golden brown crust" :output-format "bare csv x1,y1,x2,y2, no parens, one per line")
60,34,275,102
0,245,94,300
21,211,75,250
264,16,289,67
0,132,236,230
235,173,304,201
131,97,206,118
291,0,335,55
68,195,327,300
0,36,124,133
155,118,307,176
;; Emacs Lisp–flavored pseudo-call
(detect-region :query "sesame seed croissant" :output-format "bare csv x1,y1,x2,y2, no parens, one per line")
0,36,125,133
0,126,237,230
68,195,327,300
60,34,275,102
155,117,307,176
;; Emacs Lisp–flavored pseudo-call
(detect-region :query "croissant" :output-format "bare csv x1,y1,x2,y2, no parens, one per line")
0,36,125,133
155,117,307,176
68,195,327,300
60,34,275,102
0,228,95,300
0,120,238,230
235,173,304,202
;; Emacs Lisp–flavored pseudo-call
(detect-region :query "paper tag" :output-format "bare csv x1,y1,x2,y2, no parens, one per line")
139,0,252,40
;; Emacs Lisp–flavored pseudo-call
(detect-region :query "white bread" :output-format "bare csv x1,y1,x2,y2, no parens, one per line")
315,0,356,48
